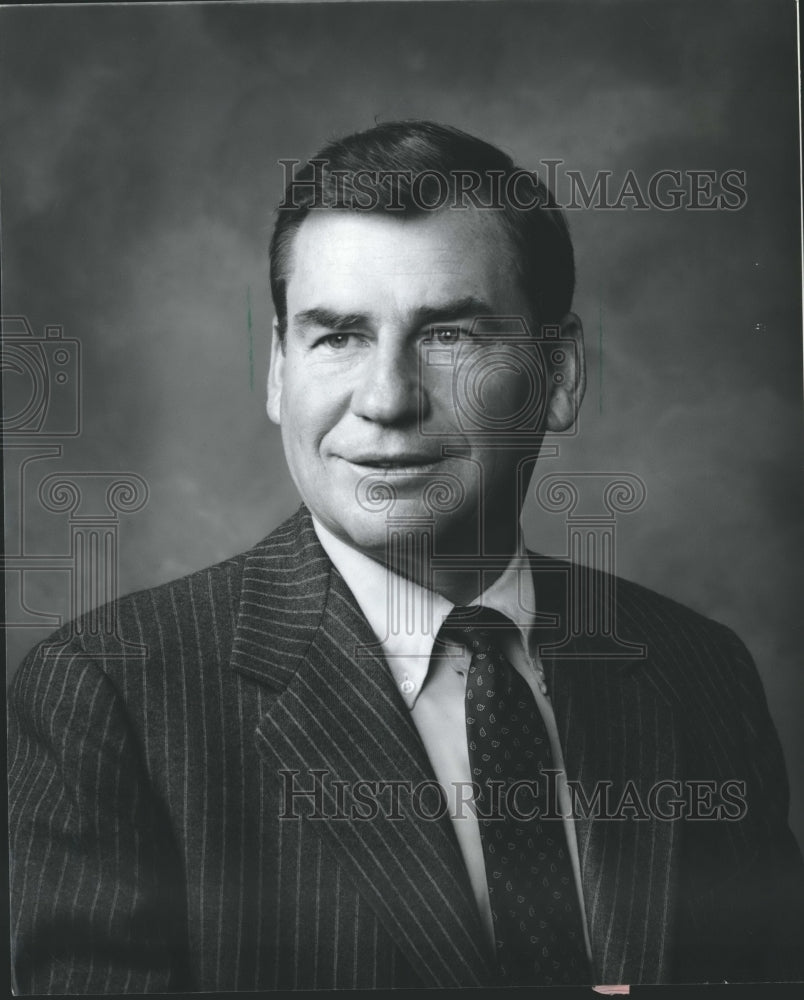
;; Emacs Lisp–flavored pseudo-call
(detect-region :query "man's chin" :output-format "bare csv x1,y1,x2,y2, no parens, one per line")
313,510,389,556
331,508,478,554
316,509,438,563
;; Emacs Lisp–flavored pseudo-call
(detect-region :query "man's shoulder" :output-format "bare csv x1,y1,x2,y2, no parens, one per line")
527,555,779,768
612,568,739,642
531,551,737,633
12,509,312,684
528,550,751,674
122,504,316,613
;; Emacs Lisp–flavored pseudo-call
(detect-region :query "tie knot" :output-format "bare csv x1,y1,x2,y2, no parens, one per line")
438,605,514,652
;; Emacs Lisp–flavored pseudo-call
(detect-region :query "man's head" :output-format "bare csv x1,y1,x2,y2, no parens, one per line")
269,120,575,338
266,121,585,581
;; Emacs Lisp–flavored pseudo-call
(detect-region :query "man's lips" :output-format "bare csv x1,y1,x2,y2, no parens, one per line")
338,453,443,470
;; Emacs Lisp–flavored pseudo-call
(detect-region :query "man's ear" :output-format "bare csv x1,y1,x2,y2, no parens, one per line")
266,318,285,425
545,312,586,432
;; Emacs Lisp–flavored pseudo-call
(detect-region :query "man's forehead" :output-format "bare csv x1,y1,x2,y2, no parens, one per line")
291,207,512,269
284,208,520,313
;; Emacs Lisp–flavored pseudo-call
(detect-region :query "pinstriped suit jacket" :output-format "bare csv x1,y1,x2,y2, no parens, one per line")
8,505,804,992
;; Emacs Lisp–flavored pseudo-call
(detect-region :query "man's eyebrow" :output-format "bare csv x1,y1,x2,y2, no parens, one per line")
292,307,370,331
413,297,495,327
291,297,495,333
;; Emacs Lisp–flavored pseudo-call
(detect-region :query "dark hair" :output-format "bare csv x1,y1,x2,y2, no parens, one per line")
269,120,575,337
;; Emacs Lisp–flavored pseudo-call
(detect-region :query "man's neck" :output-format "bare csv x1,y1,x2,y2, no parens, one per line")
367,531,523,606
313,516,536,653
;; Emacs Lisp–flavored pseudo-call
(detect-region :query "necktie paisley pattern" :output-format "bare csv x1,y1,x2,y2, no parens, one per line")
439,605,591,987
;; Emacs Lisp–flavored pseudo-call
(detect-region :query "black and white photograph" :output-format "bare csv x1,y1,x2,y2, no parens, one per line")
3,0,803,992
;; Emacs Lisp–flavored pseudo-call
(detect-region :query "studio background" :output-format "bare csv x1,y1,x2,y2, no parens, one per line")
3,1,802,846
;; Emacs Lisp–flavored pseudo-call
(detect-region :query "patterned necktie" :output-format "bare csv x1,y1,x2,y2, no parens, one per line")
438,605,591,987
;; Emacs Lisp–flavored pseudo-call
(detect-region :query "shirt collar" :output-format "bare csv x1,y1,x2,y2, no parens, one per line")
311,517,536,708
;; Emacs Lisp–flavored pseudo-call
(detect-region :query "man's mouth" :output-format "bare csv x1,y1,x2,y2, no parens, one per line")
341,454,442,471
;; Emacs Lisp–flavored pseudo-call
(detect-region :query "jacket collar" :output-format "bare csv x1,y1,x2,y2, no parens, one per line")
229,506,332,690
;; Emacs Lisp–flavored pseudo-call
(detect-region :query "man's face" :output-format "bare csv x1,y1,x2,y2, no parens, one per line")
267,207,580,567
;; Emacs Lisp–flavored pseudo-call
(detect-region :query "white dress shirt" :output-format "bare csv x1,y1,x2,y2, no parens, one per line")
312,517,592,961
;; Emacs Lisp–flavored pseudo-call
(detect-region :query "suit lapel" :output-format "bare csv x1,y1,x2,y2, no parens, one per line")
231,507,490,988
532,556,680,985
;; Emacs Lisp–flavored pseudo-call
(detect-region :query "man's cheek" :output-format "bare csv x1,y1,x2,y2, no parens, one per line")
449,354,542,433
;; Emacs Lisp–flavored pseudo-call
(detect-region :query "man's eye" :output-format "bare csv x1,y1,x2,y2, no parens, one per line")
429,325,467,344
317,332,356,349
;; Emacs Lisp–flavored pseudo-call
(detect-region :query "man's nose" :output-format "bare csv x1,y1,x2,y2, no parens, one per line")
350,341,428,425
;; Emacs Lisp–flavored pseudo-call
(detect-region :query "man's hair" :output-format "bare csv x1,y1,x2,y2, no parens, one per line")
269,120,575,337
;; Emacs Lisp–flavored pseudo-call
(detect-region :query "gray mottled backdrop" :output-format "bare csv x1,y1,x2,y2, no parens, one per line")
3,1,802,845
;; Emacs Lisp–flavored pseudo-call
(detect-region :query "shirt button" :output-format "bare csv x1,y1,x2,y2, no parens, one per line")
401,679,416,695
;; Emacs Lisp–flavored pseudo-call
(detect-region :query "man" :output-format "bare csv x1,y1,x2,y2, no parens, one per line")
8,121,803,992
